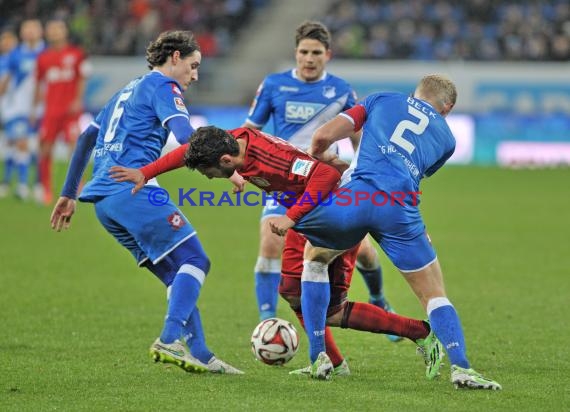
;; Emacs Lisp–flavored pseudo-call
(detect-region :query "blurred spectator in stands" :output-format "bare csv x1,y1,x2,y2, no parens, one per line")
322,0,570,61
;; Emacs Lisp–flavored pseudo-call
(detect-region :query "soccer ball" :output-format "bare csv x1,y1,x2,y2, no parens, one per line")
251,318,299,365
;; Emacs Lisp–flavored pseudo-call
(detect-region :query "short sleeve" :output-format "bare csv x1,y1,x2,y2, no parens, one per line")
152,81,190,126
245,78,273,127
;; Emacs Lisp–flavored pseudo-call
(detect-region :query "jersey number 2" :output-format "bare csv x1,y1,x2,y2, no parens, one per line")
103,91,133,142
389,106,429,154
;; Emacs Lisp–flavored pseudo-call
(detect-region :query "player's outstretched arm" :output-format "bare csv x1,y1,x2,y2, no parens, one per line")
50,197,76,232
51,123,99,232
310,114,356,158
108,167,146,194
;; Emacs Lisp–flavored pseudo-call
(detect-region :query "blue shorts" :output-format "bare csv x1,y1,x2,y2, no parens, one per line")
4,117,33,140
94,187,197,265
295,179,436,272
260,197,287,220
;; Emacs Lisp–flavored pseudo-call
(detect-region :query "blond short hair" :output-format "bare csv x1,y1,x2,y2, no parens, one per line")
415,74,457,111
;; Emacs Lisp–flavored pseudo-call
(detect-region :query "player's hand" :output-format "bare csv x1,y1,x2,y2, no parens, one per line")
229,170,246,193
267,215,295,237
50,196,76,232
109,166,146,194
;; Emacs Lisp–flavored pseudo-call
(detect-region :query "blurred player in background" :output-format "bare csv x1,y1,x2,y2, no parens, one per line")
49,30,243,375
279,74,501,388
33,19,90,205
0,28,18,197
243,21,399,339
0,19,45,200
109,126,444,380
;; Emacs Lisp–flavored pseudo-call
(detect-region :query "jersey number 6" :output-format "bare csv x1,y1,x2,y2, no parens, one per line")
103,91,133,143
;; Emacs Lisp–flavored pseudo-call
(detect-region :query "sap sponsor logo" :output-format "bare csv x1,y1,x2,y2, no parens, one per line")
446,342,460,349
291,158,314,177
322,86,336,99
285,101,325,123
279,86,299,92
173,97,188,113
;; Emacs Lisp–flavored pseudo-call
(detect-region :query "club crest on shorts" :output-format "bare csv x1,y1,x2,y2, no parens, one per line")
168,212,185,230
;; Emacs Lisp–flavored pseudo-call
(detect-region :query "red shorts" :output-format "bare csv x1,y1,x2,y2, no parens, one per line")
40,112,81,144
279,229,359,315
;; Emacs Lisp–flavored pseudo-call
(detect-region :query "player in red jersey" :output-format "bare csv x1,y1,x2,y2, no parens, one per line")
32,19,90,205
109,126,444,379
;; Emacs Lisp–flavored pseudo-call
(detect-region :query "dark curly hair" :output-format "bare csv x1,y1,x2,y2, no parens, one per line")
146,30,200,69
295,20,331,49
184,126,239,170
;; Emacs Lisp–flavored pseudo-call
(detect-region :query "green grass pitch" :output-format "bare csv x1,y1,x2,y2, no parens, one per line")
1,164,569,411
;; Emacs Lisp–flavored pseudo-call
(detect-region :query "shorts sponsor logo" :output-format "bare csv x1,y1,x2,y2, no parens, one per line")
291,158,314,177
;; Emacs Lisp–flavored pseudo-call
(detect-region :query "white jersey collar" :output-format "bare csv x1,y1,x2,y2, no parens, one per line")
291,69,328,83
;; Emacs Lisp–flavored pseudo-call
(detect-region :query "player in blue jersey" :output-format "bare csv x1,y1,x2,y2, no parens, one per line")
271,74,502,388
49,30,243,375
242,21,399,342
0,27,19,198
0,20,44,200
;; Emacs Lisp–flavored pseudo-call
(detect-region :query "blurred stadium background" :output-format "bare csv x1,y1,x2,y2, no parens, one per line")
1,2,569,410
2,0,569,166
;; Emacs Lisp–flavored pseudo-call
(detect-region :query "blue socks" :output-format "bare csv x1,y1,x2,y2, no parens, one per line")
357,264,383,302
184,307,213,364
427,297,470,369
254,257,281,320
301,260,330,363
255,271,281,320
160,265,204,344
3,151,14,185
15,150,30,187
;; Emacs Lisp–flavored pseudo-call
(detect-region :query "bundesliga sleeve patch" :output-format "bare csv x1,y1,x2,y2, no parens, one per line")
291,158,314,177
173,97,188,113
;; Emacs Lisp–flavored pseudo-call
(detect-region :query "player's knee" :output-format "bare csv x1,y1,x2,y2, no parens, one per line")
254,256,281,273
301,260,329,282
170,237,211,274
259,229,284,257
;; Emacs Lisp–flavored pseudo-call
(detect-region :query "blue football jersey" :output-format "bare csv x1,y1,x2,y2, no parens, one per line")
246,69,356,150
80,70,190,202
342,92,456,194
3,41,45,119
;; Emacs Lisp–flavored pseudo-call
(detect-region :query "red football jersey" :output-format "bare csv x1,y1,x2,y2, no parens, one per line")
36,45,89,116
140,127,341,222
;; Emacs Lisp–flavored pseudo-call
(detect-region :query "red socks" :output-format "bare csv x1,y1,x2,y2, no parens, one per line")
341,302,429,341
295,312,344,367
